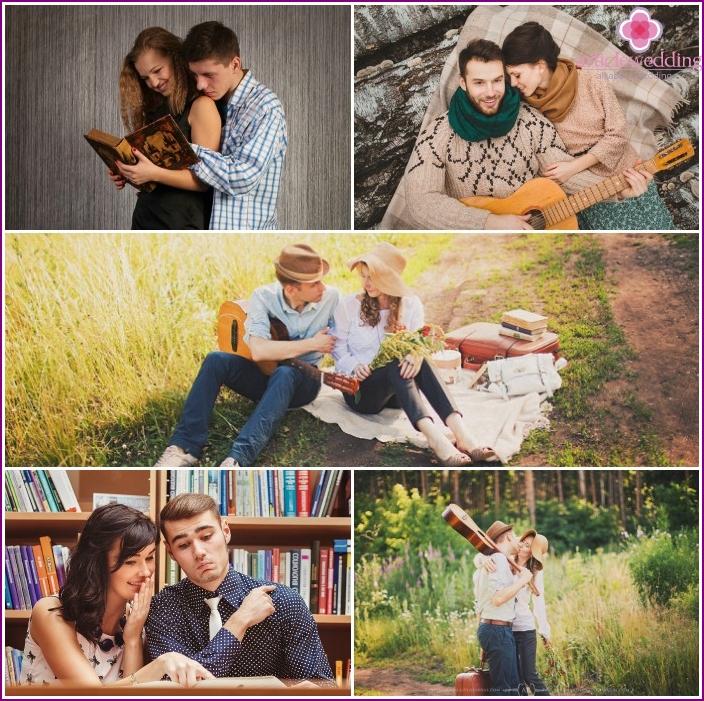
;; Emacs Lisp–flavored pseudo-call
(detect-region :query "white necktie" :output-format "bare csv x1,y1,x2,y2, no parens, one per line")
205,595,223,639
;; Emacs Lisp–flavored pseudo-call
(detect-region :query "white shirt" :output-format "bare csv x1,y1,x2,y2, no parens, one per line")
474,552,516,622
513,569,551,637
331,293,424,376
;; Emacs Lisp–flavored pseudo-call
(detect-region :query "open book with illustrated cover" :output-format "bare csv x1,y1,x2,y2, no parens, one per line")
83,114,200,193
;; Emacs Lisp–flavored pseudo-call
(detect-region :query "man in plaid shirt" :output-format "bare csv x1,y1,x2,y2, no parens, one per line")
184,21,287,230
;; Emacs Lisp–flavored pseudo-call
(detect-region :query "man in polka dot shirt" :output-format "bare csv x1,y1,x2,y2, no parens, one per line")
146,493,334,684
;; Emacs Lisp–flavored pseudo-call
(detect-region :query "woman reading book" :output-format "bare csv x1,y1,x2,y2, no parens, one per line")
109,27,221,229
19,503,212,687
331,242,496,466
501,22,674,230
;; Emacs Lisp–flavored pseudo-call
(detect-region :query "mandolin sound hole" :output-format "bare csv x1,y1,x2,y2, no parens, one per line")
526,209,547,230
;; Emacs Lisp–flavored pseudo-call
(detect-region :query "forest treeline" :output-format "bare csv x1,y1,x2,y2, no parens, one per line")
354,470,697,557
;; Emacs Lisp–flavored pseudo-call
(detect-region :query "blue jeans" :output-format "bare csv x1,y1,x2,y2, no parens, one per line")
170,351,321,466
477,623,520,696
343,358,459,428
514,629,550,695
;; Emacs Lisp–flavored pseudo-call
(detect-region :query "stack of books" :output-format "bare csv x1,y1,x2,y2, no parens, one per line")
500,309,548,341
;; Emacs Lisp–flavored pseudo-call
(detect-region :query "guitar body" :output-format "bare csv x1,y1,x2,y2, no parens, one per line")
459,178,579,230
216,300,360,396
216,299,278,375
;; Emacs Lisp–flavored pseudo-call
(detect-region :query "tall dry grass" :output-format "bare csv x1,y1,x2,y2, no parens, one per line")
5,233,450,465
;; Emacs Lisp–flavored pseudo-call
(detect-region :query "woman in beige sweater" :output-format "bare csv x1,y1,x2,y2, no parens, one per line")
502,22,674,230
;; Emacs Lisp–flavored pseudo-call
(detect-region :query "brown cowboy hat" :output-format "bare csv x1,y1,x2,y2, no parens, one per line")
486,520,514,543
274,244,329,283
346,242,411,298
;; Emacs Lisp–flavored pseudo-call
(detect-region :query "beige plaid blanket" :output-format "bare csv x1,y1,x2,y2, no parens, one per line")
380,5,685,230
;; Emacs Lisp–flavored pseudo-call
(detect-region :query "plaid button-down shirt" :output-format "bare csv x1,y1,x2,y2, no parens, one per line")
191,72,287,230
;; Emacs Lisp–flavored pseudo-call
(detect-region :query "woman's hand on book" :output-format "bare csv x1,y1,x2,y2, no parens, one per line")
108,166,127,190
116,149,161,187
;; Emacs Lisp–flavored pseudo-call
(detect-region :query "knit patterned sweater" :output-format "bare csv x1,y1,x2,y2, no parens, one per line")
405,103,607,230
552,68,639,177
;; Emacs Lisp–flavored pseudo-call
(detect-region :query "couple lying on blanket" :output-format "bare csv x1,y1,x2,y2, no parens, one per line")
389,18,676,231
155,241,495,469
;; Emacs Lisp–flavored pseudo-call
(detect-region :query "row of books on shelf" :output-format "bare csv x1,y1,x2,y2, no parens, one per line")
5,539,69,611
5,469,81,513
167,469,349,518
499,308,548,341
5,646,23,686
165,540,352,616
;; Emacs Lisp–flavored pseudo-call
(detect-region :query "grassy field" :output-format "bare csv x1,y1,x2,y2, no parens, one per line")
4,232,450,466
4,232,696,466
355,547,699,696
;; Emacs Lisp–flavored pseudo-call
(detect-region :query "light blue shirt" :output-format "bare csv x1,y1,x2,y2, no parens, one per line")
190,72,287,230
244,283,340,366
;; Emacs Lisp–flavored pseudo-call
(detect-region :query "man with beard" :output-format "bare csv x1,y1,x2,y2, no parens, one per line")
405,39,652,230
146,493,334,683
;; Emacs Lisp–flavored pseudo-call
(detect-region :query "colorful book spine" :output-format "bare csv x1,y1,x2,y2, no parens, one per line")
283,470,297,516
39,536,60,595
35,470,60,511
32,544,50,598
296,470,310,517
289,549,301,593
309,540,320,614
299,547,311,609
5,549,20,610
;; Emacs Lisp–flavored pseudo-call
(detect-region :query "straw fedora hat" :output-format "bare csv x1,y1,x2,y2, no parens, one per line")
274,244,329,283
346,242,411,298
486,520,514,543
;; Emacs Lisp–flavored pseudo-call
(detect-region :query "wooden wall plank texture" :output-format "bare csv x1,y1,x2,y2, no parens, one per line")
4,5,351,231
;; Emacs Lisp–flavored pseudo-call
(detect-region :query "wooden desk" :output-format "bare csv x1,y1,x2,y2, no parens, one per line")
5,683,351,697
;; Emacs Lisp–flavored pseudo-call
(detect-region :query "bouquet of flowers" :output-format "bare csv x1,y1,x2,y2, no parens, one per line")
540,641,568,693
369,324,446,371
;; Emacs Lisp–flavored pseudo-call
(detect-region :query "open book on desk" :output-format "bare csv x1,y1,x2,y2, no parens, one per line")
84,114,200,193
138,676,286,688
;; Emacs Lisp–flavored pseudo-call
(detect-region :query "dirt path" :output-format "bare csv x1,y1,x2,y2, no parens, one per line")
321,234,699,466
354,666,454,696
599,233,699,466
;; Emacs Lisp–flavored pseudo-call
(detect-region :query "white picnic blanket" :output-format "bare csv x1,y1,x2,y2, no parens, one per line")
302,371,552,464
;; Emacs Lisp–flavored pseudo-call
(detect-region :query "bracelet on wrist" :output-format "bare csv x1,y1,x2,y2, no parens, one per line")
130,673,138,685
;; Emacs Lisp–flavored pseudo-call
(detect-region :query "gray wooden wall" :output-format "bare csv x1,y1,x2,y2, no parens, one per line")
4,5,351,231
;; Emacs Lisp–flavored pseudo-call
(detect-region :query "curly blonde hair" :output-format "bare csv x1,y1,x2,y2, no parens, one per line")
359,292,402,331
119,27,197,131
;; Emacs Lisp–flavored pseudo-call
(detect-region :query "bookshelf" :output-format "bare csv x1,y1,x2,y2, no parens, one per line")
4,469,351,681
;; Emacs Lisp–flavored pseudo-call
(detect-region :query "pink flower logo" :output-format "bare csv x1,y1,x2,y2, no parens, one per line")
618,7,663,54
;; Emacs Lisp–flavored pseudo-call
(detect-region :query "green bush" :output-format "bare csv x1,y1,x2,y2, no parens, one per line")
628,529,698,609
535,497,622,553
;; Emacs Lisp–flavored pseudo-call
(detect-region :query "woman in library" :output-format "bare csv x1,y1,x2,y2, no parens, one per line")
331,242,496,466
108,27,222,229
19,503,213,687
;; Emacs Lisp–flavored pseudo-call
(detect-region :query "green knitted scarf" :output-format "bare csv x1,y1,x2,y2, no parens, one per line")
448,84,521,142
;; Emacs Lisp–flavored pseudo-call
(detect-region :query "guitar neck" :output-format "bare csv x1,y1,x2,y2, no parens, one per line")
543,157,657,226
282,358,322,382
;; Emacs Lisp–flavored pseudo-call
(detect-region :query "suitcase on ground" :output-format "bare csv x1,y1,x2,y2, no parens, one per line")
445,322,560,371
455,667,491,696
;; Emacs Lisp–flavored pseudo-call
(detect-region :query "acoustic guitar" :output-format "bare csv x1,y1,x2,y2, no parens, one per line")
459,139,694,230
442,503,540,596
216,300,359,396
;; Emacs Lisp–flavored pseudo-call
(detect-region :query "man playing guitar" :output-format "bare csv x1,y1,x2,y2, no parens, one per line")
154,244,340,467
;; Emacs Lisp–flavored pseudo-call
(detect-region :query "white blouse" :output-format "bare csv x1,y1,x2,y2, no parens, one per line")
331,294,424,376
513,569,551,638
20,622,126,685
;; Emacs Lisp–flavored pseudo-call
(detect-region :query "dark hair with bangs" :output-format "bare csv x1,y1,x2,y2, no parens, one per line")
55,503,157,644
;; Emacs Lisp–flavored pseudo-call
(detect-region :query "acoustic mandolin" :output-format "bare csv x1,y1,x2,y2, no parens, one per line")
459,139,694,230
216,300,359,396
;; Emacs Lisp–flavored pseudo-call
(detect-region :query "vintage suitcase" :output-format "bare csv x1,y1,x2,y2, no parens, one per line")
455,666,491,696
445,322,560,371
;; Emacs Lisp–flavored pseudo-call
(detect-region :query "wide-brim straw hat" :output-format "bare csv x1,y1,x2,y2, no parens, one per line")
520,530,549,570
346,242,412,298
274,244,329,283
486,520,514,543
